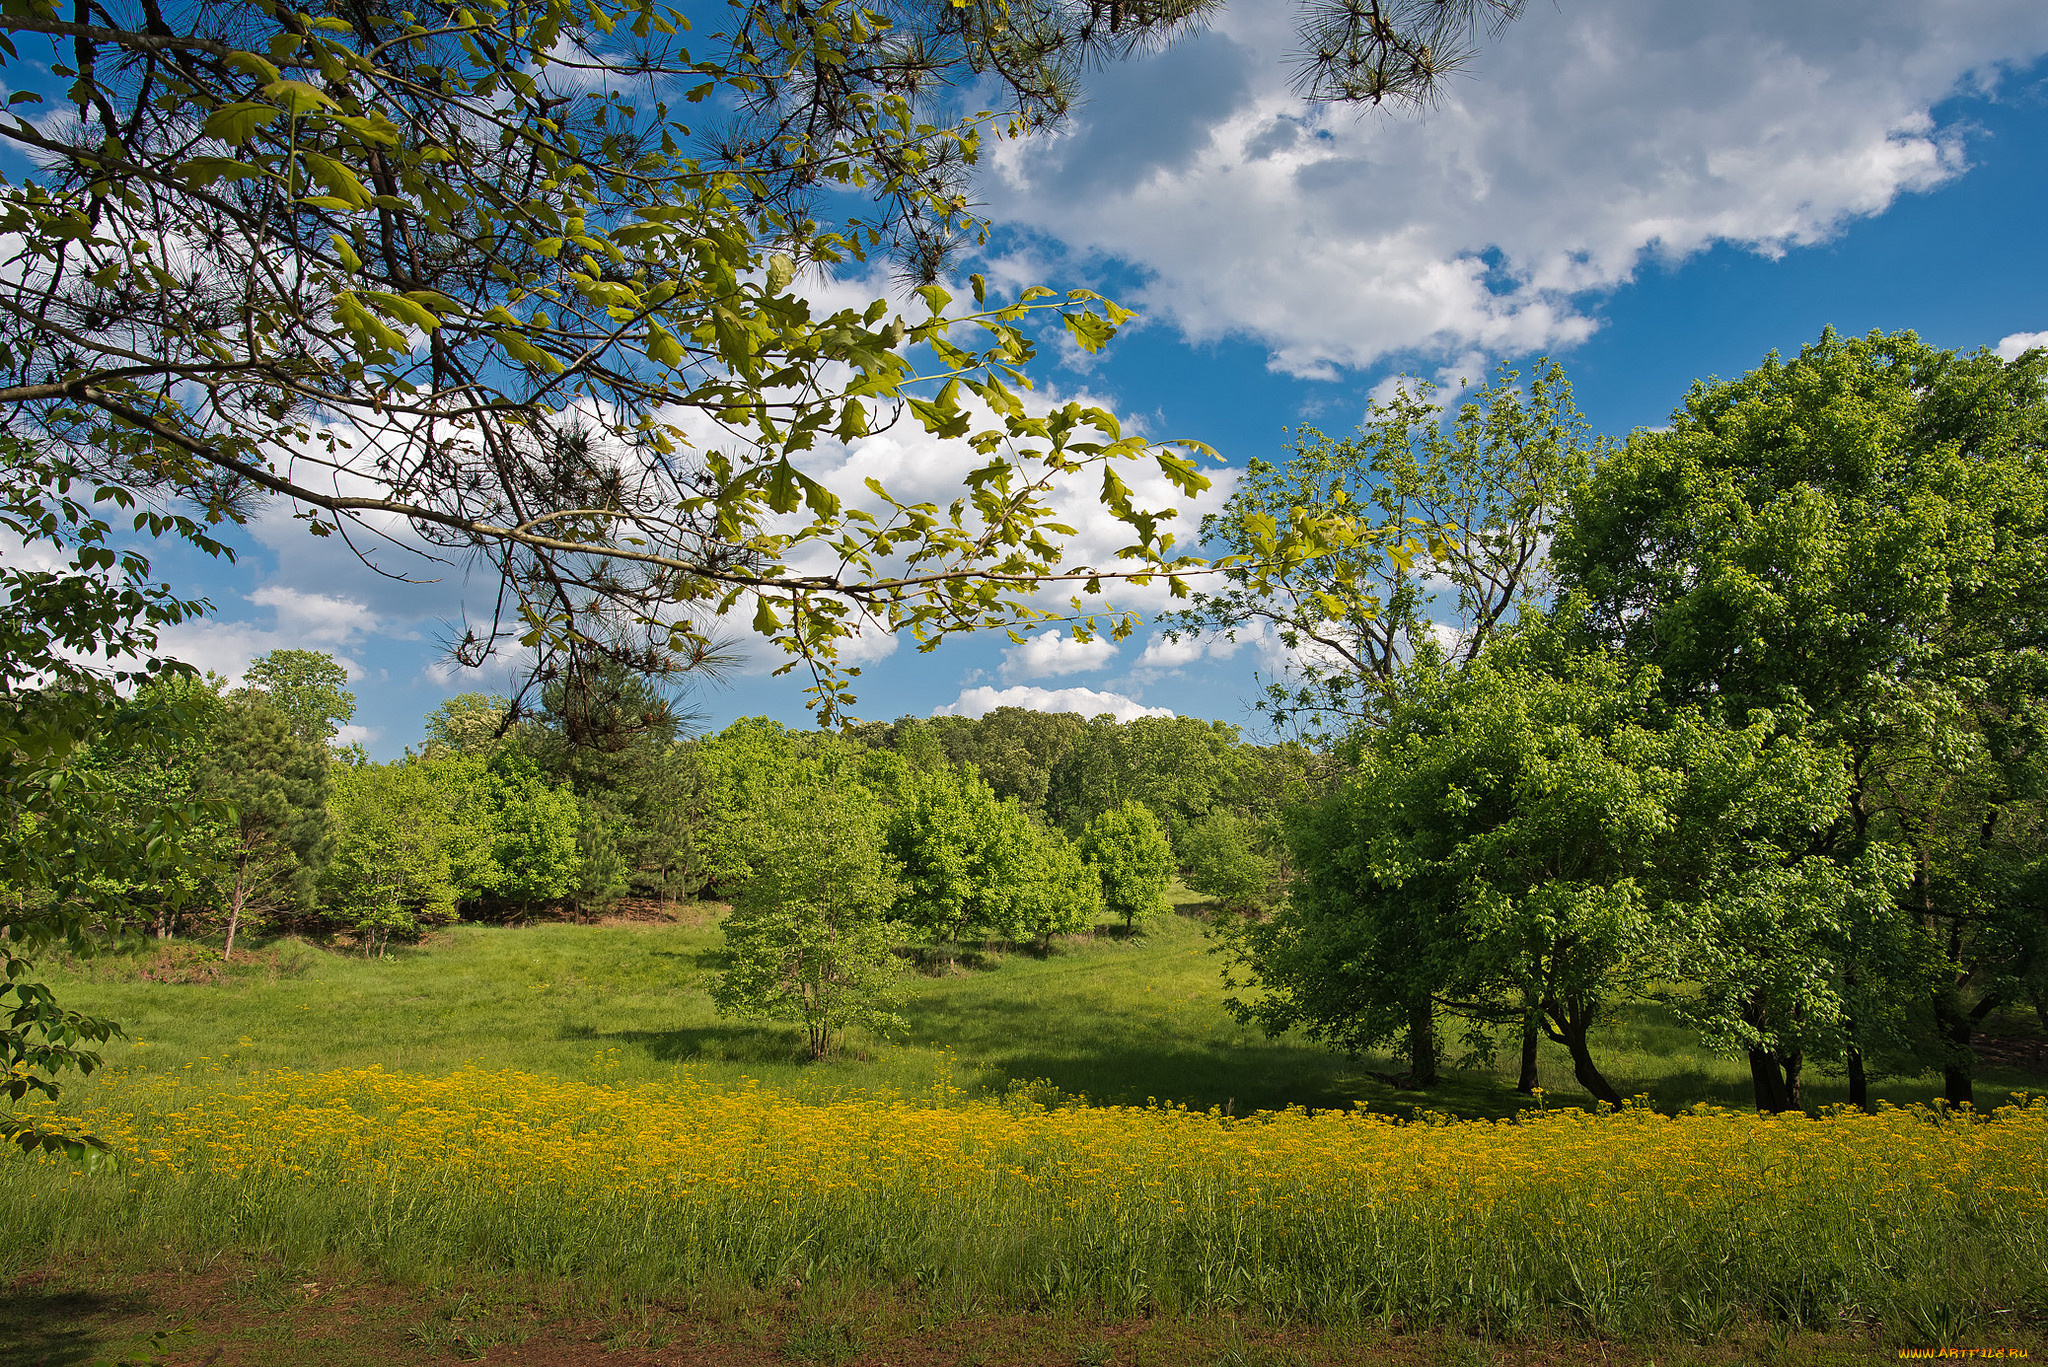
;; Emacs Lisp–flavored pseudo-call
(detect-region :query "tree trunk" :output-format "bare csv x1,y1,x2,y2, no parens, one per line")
223,854,248,961
1747,1048,1791,1112
1937,998,1975,1109
1559,1020,1622,1106
1407,995,1439,1087
1781,1046,1804,1113
1517,1016,1541,1094
1846,1040,1869,1112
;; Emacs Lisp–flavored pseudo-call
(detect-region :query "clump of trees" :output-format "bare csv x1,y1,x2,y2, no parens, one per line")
1222,332,2048,1112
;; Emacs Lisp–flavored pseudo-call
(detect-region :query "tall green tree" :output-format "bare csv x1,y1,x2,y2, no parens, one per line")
516,656,724,902
1178,809,1276,913
428,751,584,913
197,699,333,959
1551,329,2048,1108
242,649,356,748
885,765,1033,949
421,693,511,759
1224,638,1886,1105
1047,714,1244,839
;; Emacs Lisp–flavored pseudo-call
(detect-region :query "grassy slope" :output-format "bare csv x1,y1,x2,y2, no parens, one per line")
34,887,2039,1116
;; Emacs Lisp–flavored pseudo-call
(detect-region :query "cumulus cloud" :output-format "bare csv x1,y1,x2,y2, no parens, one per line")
1997,330,2048,360
1133,629,1248,671
245,586,388,648
983,0,2048,375
1000,630,1119,681
154,580,400,684
934,684,1173,722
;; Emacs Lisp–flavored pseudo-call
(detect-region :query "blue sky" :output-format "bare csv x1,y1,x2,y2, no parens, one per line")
116,1,2048,756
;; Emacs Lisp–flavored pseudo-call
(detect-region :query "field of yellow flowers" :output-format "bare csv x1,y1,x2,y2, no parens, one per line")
6,1064,2046,1340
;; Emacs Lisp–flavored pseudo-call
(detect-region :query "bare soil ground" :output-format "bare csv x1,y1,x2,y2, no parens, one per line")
6,1253,2031,1367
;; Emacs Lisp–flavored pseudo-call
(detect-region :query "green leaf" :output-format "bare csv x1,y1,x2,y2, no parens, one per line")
224,50,283,83
261,79,339,116
1063,310,1117,355
765,460,800,515
764,252,795,295
360,290,442,333
180,156,273,189
201,102,281,145
646,323,683,369
299,152,372,209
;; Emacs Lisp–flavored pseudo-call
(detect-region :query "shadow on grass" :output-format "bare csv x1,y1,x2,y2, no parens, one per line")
898,990,1543,1118
643,947,727,971
558,1020,806,1066
0,1284,147,1367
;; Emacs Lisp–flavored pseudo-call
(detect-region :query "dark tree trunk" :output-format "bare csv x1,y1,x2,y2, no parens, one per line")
1517,1017,1541,1094
1781,1047,1804,1112
1408,995,1439,1087
1748,1048,1792,1112
1938,998,1975,1109
1846,1040,1869,1112
1560,1021,1622,1106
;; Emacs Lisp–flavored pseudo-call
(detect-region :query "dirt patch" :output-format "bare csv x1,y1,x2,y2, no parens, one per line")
600,899,729,929
8,1253,2039,1367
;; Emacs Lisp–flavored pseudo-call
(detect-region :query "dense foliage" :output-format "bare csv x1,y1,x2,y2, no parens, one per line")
1224,330,2048,1113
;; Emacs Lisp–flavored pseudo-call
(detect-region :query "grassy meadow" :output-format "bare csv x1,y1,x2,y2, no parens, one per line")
5,892,2048,1363
17,892,2037,1117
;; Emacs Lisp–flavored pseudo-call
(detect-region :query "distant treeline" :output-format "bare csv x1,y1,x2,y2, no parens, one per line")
75,654,1319,960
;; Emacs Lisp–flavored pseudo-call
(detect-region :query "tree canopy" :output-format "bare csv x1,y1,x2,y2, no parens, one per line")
1552,328,2048,1107
0,0,1528,718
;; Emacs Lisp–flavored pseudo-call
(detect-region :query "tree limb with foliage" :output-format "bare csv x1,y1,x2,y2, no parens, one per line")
1163,360,1597,740
0,0,1529,719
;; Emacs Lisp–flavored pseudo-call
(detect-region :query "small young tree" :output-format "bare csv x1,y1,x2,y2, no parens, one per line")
994,826,1100,955
1081,802,1175,934
322,761,459,956
712,784,905,1060
1179,810,1278,913
198,700,332,959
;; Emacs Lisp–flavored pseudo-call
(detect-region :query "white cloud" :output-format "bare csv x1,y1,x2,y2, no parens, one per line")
154,618,366,687
246,586,387,649
1996,330,2048,360
934,684,1173,722
153,583,386,685
983,0,2048,375
1001,630,1118,681
1130,628,1249,677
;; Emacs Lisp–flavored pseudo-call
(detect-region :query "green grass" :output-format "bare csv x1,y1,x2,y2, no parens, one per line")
27,885,2038,1117
7,890,2047,1355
